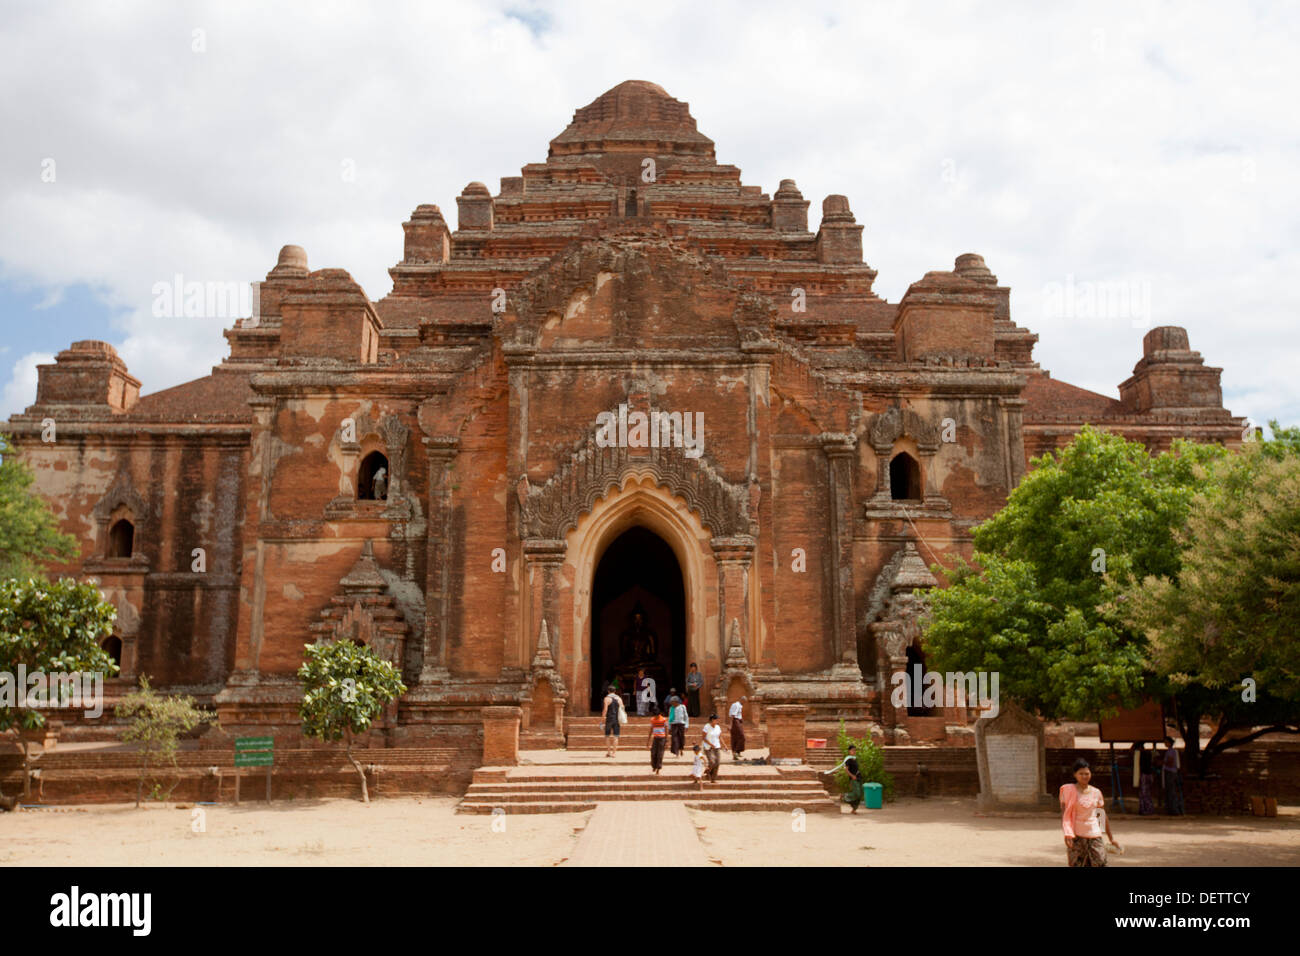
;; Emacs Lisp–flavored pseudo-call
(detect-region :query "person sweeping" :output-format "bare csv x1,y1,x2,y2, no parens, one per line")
821,745,864,812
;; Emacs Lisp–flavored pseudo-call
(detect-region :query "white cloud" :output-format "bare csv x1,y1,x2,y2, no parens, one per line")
0,0,1297,424
2,352,53,418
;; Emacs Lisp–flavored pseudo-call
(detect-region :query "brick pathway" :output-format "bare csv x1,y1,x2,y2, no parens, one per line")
564,801,713,867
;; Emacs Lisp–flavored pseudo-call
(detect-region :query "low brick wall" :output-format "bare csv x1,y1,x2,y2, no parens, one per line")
1045,748,1300,814
0,746,478,805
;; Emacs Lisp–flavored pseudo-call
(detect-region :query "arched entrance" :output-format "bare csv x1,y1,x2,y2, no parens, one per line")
589,526,686,711
554,473,720,717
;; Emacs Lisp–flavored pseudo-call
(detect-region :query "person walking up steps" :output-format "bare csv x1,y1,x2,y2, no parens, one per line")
668,695,689,757
601,683,624,757
728,695,746,760
700,713,726,783
635,668,653,717
647,704,669,775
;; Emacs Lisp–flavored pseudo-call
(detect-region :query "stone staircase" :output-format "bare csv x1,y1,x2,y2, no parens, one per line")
457,754,836,814
558,715,765,751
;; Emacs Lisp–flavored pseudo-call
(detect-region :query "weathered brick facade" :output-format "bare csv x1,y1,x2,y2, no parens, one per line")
8,81,1244,747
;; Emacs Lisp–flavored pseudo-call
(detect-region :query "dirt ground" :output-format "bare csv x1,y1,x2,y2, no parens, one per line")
690,798,1300,867
0,796,586,867
2,796,1297,866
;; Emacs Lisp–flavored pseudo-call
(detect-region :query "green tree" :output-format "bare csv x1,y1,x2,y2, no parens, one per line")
117,676,215,807
1117,446,1300,772
0,576,118,805
298,639,407,803
0,434,78,579
1256,419,1300,459
922,426,1227,720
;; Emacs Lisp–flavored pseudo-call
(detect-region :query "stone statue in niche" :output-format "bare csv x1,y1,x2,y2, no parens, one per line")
372,467,388,501
619,604,657,663
893,592,924,636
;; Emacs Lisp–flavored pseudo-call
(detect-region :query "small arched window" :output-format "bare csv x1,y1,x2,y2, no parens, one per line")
889,452,922,501
357,452,390,501
101,635,123,667
108,519,135,558
905,643,936,716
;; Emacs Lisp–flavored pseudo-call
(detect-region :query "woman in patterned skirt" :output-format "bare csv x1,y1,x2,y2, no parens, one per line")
1060,758,1119,866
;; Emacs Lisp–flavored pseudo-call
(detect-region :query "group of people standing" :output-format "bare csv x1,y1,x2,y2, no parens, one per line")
1135,736,1185,816
599,674,747,788
613,662,707,719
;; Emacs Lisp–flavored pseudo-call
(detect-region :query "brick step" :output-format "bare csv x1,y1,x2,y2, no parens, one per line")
476,770,826,784
457,800,597,814
462,789,830,804
473,774,827,787
685,799,839,813
564,735,765,749
465,785,821,801
465,780,821,790
457,798,835,815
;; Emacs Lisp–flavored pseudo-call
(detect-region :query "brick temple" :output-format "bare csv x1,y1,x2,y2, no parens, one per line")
9,81,1244,752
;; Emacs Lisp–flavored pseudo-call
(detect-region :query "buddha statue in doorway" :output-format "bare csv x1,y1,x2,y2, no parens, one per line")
619,604,658,664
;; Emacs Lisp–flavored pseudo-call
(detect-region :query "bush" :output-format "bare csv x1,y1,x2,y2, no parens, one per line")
117,676,215,807
834,720,894,801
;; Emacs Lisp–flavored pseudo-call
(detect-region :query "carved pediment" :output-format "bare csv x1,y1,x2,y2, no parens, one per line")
496,235,757,351
348,412,409,467
516,412,754,540
309,541,410,671
867,405,941,452
92,466,150,528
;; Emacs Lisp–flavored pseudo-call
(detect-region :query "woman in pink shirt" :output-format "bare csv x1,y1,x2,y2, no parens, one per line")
1060,758,1119,866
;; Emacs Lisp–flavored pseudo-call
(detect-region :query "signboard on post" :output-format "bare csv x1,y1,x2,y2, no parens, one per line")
1099,700,1166,743
234,736,274,803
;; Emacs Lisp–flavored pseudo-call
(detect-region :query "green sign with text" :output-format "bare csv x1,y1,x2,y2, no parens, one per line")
234,736,274,767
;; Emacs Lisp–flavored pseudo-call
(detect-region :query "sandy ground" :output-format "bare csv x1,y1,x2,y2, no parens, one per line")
0,797,589,867
3,796,1297,866
690,798,1300,867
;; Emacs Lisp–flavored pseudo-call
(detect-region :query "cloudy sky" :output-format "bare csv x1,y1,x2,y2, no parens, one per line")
2,0,1297,431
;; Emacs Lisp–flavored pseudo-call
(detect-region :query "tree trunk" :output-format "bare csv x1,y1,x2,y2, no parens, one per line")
345,733,369,804
137,745,148,808
22,737,31,800
1172,698,1205,776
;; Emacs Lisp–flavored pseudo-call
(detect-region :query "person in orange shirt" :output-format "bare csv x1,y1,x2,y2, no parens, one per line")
1060,758,1120,866
646,705,670,775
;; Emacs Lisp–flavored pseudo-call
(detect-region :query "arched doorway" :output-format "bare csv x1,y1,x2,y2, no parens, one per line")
589,526,686,712
905,640,937,716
